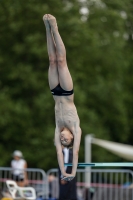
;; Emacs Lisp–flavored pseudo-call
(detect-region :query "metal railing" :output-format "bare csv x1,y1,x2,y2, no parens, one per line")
47,168,133,200
0,167,49,199
1,167,133,200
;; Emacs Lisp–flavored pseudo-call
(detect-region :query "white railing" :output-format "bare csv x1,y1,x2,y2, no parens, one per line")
47,168,133,200
0,167,133,200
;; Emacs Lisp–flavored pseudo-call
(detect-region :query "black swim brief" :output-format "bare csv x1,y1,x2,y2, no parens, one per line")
51,84,74,96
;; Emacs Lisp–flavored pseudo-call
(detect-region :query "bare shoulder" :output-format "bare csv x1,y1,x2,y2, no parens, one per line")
55,126,60,133
55,125,63,135
71,121,81,135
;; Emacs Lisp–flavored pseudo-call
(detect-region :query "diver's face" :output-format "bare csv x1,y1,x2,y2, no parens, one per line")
60,130,73,146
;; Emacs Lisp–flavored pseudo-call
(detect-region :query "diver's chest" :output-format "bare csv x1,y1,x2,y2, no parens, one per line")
55,106,75,119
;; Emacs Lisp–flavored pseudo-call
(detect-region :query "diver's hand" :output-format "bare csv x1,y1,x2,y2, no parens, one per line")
61,173,75,181
61,176,74,181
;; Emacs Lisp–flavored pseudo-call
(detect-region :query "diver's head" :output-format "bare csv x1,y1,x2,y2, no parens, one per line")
60,128,74,148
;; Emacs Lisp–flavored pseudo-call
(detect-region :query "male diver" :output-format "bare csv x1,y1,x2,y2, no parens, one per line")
43,14,82,181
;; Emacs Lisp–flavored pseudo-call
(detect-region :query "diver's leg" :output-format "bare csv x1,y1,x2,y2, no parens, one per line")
47,14,73,91
43,14,59,90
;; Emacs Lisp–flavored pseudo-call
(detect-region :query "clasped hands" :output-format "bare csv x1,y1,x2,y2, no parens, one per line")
61,172,75,181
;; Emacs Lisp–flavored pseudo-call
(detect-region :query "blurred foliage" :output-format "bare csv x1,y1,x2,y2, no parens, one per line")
0,0,133,170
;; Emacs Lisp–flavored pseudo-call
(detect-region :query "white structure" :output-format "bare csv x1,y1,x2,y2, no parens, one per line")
85,135,133,186
84,134,94,187
6,180,36,200
91,137,133,161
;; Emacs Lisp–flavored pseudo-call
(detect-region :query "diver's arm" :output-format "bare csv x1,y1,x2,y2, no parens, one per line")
61,125,82,181
54,127,67,176
71,126,82,176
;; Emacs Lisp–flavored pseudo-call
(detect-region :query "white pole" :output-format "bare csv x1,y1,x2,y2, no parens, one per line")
85,134,94,187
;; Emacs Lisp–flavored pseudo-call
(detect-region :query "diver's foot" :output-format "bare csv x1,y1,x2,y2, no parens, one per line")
47,14,58,31
43,14,50,30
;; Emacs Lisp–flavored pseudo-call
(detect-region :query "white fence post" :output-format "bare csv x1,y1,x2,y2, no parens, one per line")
85,134,94,187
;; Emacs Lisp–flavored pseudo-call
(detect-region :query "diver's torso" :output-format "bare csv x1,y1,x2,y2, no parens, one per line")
54,96,80,132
